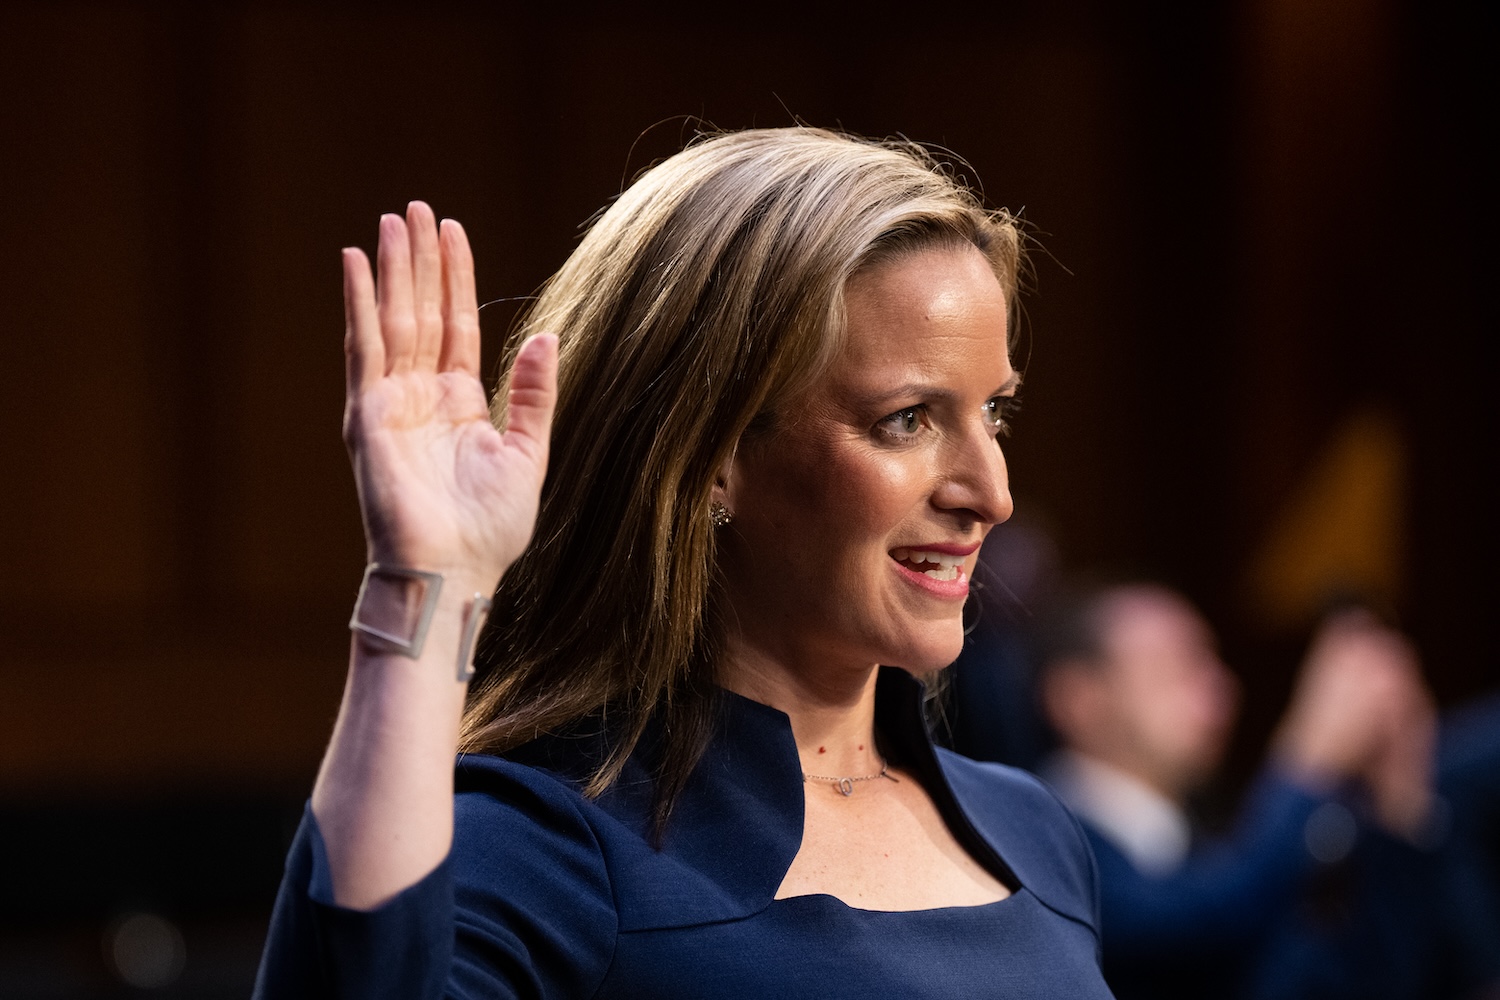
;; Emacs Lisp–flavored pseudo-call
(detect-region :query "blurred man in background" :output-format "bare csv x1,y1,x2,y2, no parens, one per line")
1032,583,1464,999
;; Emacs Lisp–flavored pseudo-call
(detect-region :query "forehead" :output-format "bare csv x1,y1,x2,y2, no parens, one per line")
1101,590,1215,662
832,244,1012,384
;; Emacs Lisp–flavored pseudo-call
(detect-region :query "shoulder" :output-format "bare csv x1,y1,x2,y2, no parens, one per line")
451,748,792,933
935,748,1101,934
450,752,619,926
451,751,611,874
447,753,620,997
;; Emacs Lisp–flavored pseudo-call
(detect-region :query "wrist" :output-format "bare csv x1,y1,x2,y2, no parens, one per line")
349,563,494,681
1268,744,1345,796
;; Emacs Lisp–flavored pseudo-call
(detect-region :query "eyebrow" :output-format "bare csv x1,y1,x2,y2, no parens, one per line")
847,372,1023,411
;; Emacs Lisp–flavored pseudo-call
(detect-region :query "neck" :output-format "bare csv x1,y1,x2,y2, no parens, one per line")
720,649,884,777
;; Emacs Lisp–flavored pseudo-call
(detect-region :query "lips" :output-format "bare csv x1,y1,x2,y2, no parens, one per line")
890,546,969,582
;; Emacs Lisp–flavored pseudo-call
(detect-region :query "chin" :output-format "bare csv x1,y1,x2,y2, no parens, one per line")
885,625,967,676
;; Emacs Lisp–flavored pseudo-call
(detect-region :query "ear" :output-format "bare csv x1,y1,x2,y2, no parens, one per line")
711,438,742,511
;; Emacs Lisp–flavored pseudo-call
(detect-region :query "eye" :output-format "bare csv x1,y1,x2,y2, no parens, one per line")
876,406,924,440
983,395,1021,436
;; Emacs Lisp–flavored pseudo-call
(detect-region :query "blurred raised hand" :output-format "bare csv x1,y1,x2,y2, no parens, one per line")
1274,610,1437,838
1274,611,1420,785
1363,642,1438,841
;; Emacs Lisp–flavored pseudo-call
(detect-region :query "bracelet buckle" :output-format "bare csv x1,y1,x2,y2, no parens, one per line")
457,593,492,682
349,563,444,658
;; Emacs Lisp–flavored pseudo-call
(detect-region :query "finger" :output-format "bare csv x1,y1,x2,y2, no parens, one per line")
438,218,481,376
376,213,418,374
343,247,383,396
503,333,559,464
407,201,444,371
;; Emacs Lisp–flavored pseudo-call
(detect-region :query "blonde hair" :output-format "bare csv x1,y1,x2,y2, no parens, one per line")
461,127,1022,828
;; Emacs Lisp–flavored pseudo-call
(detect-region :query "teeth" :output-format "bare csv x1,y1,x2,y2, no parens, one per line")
891,548,966,581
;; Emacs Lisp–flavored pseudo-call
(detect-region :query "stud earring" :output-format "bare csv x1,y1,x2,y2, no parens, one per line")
710,500,733,528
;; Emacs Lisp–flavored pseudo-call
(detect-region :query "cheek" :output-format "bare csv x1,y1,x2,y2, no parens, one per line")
1199,681,1239,736
813,449,927,532
736,425,932,564
1125,677,1198,747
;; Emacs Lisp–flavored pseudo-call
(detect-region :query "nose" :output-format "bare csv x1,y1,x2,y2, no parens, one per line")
932,425,1013,526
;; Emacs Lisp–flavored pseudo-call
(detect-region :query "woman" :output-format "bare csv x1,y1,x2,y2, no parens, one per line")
255,128,1113,998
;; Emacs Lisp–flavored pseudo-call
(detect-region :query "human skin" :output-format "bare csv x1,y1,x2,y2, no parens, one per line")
717,244,1019,703
1046,588,1434,830
316,224,1021,913
718,244,1020,909
1093,588,1241,799
313,202,558,910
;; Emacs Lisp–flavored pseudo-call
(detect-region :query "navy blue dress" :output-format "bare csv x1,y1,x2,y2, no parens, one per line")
254,669,1113,999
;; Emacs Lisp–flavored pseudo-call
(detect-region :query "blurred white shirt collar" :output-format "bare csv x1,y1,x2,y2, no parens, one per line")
1042,750,1192,876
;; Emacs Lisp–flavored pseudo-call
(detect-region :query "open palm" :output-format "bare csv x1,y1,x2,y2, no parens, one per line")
341,202,556,591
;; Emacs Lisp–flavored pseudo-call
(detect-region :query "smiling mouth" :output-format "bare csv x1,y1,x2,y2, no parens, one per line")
890,547,966,582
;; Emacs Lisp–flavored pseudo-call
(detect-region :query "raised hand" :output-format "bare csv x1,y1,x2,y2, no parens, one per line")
341,201,557,592
1362,638,1438,840
313,203,557,910
1274,610,1426,789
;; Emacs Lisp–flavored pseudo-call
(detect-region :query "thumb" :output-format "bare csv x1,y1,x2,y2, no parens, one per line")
503,333,559,464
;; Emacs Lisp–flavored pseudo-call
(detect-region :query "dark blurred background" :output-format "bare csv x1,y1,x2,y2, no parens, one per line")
0,0,1490,995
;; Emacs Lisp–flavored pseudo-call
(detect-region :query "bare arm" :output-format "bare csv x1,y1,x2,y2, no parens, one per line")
310,202,557,910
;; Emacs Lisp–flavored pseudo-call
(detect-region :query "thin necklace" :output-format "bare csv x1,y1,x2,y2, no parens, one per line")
802,757,899,797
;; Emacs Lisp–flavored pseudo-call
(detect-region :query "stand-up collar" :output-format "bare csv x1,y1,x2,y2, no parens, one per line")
462,666,1094,933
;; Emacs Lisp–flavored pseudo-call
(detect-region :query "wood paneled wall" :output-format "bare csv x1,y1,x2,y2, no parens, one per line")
0,0,1490,796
